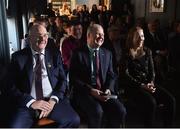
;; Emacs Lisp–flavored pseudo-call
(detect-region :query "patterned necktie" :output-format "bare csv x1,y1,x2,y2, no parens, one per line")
35,54,43,100
94,50,101,90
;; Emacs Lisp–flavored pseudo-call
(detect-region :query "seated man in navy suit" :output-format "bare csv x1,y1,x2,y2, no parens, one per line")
69,24,126,127
6,24,80,128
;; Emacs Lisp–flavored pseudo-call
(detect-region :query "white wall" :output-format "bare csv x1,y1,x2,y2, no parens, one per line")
7,18,19,55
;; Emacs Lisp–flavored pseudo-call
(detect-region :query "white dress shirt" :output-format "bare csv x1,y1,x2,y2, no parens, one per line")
26,48,59,108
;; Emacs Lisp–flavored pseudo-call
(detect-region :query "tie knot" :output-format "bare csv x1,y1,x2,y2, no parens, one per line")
35,53,42,59
93,49,99,56
36,53,41,56
94,49,98,52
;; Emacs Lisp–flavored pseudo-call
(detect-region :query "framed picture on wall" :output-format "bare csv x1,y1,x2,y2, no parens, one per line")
149,0,165,12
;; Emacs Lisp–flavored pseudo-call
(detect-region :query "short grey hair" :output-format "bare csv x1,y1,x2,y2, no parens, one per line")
87,24,103,36
28,24,46,36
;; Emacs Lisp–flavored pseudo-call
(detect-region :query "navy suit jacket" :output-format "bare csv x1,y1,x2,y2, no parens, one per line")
69,45,117,95
7,42,67,107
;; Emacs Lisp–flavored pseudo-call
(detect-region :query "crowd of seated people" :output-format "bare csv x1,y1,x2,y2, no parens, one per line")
1,2,180,128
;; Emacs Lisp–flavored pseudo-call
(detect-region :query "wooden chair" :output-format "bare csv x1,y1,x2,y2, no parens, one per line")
34,118,56,127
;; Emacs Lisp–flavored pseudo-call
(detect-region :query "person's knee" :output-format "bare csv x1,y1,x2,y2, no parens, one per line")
170,95,176,106
57,114,80,128
10,118,33,128
146,97,157,113
115,103,126,124
93,105,104,119
120,105,127,119
71,113,80,127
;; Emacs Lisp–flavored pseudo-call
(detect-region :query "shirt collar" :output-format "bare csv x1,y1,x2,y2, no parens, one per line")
87,44,99,53
31,47,45,56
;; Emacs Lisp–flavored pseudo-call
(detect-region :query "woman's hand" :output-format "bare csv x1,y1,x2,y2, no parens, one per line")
141,83,156,93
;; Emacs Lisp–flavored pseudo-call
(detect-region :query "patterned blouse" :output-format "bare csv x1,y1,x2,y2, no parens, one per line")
125,47,155,87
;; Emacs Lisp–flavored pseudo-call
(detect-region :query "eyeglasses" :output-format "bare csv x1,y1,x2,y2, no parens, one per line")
96,33,104,37
30,33,49,41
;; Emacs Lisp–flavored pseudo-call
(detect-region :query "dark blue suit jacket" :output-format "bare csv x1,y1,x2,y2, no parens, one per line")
69,45,117,95
7,43,67,107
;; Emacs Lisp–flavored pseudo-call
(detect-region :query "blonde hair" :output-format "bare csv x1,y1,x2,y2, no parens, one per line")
126,27,145,59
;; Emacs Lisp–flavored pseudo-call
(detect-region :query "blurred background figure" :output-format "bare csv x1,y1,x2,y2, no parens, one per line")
59,3,70,16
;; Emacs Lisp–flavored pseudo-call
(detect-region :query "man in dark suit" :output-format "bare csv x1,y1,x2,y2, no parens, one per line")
144,19,168,83
69,24,126,127
6,24,80,128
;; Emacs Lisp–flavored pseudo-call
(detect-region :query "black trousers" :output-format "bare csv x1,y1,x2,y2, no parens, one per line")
72,93,126,128
126,85,176,127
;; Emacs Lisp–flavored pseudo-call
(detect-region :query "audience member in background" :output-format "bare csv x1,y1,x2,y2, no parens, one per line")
168,20,180,114
21,22,34,49
135,17,147,32
167,20,178,39
47,16,57,40
125,27,176,127
54,16,65,47
82,4,90,28
69,24,126,128
61,21,83,72
59,3,70,16
168,21,180,79
59,21,72,53
90,4,100,24
103,25,127,93
21,34,30,49
108,14,117,27
6,24,80,128
104,25,126,74
45,3,56,18
81,4,91,42
144,19,168,84
98,5,109,35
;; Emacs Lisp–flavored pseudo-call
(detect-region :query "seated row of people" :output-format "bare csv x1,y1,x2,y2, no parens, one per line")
2,22,176,128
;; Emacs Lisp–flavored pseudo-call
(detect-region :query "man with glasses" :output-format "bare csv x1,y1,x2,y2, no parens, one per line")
7,24,80,128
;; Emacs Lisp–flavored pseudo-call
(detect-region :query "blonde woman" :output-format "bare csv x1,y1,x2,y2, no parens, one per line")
125,27,175,127
59,3,70,16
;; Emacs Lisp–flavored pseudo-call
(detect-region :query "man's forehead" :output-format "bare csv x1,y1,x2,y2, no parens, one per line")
30,25,47,34
33,31,47,35
95,28,104,33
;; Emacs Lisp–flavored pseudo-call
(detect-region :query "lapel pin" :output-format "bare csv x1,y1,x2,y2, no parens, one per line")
47,63,52,68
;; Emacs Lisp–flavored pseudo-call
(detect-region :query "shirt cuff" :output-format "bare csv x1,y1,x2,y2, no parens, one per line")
50,96,59,103
26,99,36,108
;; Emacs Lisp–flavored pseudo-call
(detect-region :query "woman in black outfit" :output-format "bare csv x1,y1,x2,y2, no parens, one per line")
125,27,176,127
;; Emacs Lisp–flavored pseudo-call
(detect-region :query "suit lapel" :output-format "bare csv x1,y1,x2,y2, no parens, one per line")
45,48,53,86
82,46,91,70
25,48,33,87
99,48,105,80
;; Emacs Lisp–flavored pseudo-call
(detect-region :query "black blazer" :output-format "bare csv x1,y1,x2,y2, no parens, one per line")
69,45,117,95
7,43,67,107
